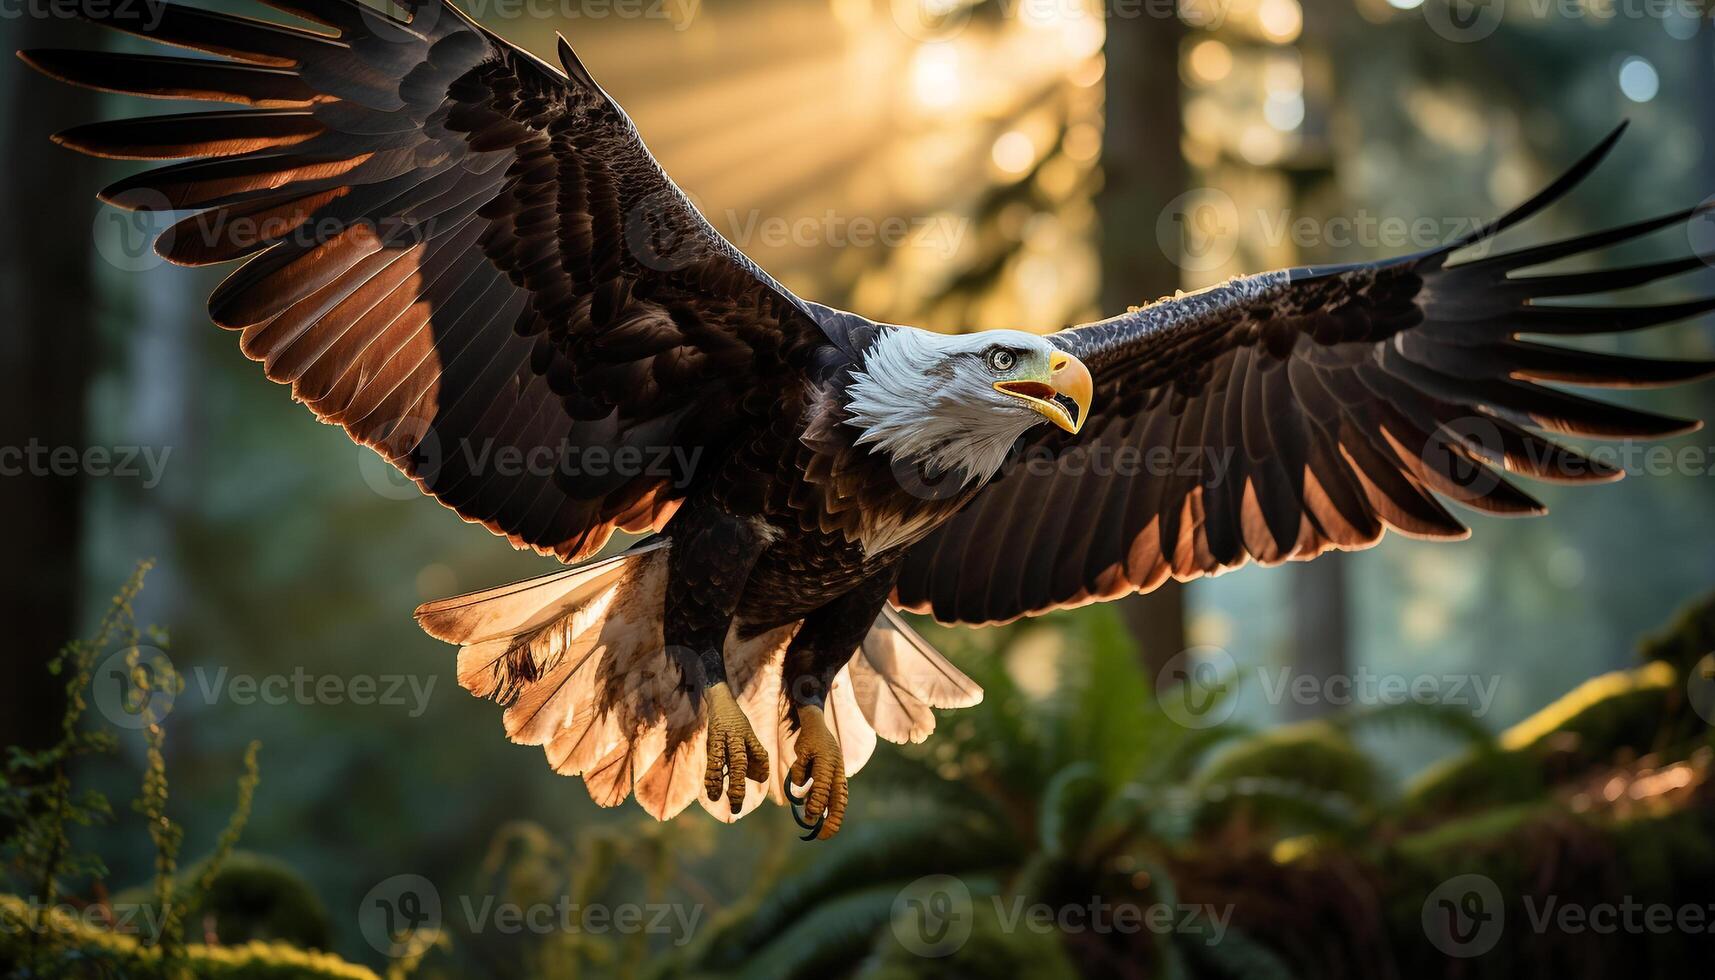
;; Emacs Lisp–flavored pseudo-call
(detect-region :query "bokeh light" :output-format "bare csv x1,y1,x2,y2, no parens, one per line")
1618,56,1660,103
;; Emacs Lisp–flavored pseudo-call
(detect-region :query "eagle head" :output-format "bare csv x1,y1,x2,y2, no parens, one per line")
843,328,1094,486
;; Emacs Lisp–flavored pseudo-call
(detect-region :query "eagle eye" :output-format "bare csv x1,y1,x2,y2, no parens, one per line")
986,348,1016,373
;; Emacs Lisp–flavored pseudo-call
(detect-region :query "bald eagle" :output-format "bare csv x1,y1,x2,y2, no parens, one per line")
26,0,1714,840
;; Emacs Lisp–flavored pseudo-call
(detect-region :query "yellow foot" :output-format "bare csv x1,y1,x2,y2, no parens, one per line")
786,705,847,841
703,682,769,814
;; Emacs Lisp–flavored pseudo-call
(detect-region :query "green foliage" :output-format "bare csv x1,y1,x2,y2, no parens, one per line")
2,562,151,909
0,894,377,980
858,890,1080,980
1637,583,1715,675
110,852,331,951
691,587,1715,978
688,610,1293,977
1176,927,1298,980
1190,722,1376,835
0,565,368,980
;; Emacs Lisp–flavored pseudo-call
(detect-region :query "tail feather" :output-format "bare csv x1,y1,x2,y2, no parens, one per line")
415,543,654,645
825,666,878,775
414,542,984,821
848,608,983,744
500,634,604,747
545,700,621,777
636,726,708,820
584,741,636,809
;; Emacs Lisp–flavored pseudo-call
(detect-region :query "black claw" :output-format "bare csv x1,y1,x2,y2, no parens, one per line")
787,758,822,836
785,759,813,806
790,795,818,831
798,812,826,841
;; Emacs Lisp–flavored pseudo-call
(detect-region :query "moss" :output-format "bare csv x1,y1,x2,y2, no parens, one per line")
1390,803,1549,862
0,893,376,979
1637,589,1715,674
1199,721,1375,797
1496,662,1677,754
1184,721,1376,836
1405,663,1683,816
109,852,331,952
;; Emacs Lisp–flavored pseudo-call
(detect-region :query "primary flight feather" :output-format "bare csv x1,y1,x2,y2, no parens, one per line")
26,0,1715,839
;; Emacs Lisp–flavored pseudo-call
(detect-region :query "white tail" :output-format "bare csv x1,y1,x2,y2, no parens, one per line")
414,540,982,821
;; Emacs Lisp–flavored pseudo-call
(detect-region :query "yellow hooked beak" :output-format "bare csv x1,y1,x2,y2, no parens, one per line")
994,349,1093,434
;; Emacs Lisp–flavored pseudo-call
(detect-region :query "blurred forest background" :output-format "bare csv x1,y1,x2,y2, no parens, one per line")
4,0,1715,977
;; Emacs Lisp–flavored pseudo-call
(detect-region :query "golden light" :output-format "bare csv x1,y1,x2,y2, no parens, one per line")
1263,56,1305,132
1063,121,1102,162
1004,626,1064,700
1068,54,1105,88
828,0,874,32
1187,39,1234,85
1258,0,1304,43
1060,17,1105,61
997,201,1034,240
1035,155,1080,200
991,130,1038,175
1018,0,1061,30
1180,0,1228,29
622,0,1107,331
910,42,964,110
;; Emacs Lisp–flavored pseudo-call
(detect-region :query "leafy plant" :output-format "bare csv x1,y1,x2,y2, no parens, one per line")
0,563,366,979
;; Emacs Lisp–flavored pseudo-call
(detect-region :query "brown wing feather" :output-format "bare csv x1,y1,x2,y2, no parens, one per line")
896,126,1715,625
28,0,841,563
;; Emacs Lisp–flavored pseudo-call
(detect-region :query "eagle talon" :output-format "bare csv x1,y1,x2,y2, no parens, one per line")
785,767,810,809
786,705,847,841
702,682,769,814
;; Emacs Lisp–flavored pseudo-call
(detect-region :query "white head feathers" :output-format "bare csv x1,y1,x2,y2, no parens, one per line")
843,327,1056,487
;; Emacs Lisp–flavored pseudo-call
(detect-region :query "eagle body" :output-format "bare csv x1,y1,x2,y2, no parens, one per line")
27,0,1715,837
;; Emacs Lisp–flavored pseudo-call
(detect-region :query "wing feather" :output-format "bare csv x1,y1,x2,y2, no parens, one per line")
30,0,846,562
896,125,1714,624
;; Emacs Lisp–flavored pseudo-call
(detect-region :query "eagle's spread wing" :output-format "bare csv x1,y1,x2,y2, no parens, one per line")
895,127,1715,625
25,0,839,562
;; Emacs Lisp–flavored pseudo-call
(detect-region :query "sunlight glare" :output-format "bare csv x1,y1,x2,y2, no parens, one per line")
910,42,964,110
829,0,874,32
1187,40,1234,85
991,130,1038,175
1063,122,1102,162
1258,0,1303,43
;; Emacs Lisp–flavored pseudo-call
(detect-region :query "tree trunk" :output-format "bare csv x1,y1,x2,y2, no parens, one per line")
1282,0,1352,719
1101,8,1187,682
1286,555,1350,722
0,21,102,751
